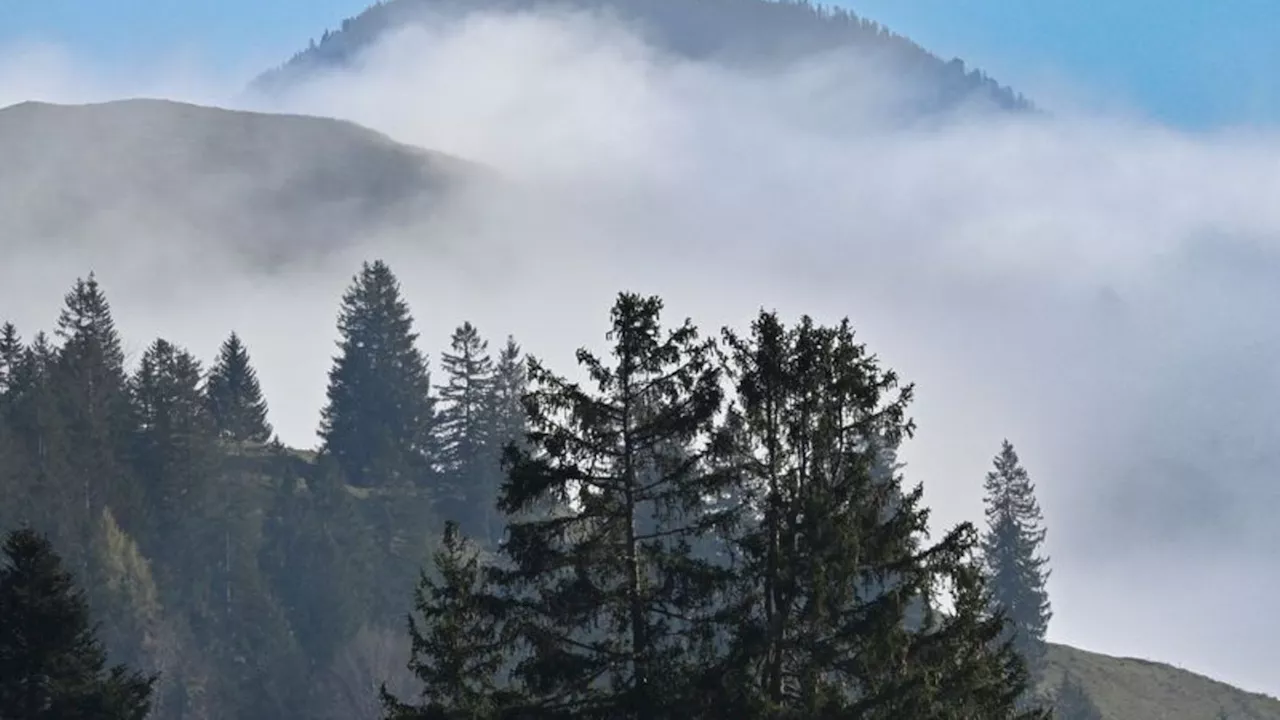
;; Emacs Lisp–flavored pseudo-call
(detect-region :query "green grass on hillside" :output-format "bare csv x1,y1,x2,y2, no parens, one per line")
1045,643,1280,720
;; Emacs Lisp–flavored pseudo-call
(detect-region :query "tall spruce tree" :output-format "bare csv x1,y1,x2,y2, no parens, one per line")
205,332,274,444
476,336,528,544
134,339,307,720
130,338,220,572
435,322,496,538
486,337,527,452
0,323,24,529
493,293,736,719
0,528,156,720
717,311,1041,719
981,440,1052,689
1,334,74,543
52,274,141,560
319,260,437,489
381,522,510,720
0,322,20,399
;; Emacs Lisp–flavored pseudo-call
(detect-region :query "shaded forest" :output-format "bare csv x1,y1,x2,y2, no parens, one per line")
0,261,1073,719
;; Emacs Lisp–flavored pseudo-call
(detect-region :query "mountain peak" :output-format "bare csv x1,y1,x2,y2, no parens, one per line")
252,0,1031,117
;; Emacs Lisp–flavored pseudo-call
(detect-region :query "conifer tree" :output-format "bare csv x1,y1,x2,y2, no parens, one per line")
53,274,141,556
135,338,305,719
320,260,437,489
981,440,1052,689
435,322,495,537
381,522,509,720
260,456,375,668
0,528,156,719
487,336,527,452
1053,673,1102,720
1,334,74,542
0,326,33,531
131,338,219,569
909,550,1045,719
717,311,1041,719
0,409,21,533
0,321,21,399
494,293,736,719
129,337,299,717
476,336,528,544
205,332,274,444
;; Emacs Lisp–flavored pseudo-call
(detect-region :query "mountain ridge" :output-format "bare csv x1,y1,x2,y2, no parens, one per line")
251,0,1031,117
0,97,480,272
1045,643,1280,720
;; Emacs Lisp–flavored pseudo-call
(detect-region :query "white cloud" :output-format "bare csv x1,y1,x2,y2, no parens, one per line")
2,7,1279,696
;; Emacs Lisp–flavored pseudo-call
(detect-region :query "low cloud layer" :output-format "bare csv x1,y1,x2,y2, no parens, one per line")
2,8,1279,695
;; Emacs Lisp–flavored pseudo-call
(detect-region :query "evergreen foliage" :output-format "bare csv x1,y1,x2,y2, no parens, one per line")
717,311,1043,719
0,528,156,720
320,260,437,489
477,336,528,545
130,339,219,575
981,440,1053,690
381,522,509,720
493,292,736,719
0,322,21,397
260,456,375,667
205,332,274,444
2,332,72,545
52,273,141,565
486,337,528,453
435,322,496,538
0,268,1057,720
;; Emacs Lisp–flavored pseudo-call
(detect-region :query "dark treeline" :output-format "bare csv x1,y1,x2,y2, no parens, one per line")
0,261,1069,719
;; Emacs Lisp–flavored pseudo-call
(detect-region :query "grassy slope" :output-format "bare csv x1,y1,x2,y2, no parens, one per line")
0,98,484,270
1046,643,1280,720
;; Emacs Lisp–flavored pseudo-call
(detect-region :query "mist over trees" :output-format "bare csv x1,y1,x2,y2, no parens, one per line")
0,263,1061,719
981,440,1053,704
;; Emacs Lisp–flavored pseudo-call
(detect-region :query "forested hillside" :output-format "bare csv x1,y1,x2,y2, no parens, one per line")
4,261,1273,719
0,266,527,719
0,257,1041,718
253,0,1029,116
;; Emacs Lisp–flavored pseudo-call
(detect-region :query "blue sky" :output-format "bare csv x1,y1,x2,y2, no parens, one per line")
0,0,1277,128
849,0,1280,129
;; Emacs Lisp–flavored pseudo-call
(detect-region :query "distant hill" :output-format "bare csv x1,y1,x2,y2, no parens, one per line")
0,98,477,270
1046,643,1280,720
252,0,1030,117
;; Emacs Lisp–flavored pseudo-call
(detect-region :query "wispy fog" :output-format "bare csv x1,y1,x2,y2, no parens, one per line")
2,8,1278,695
